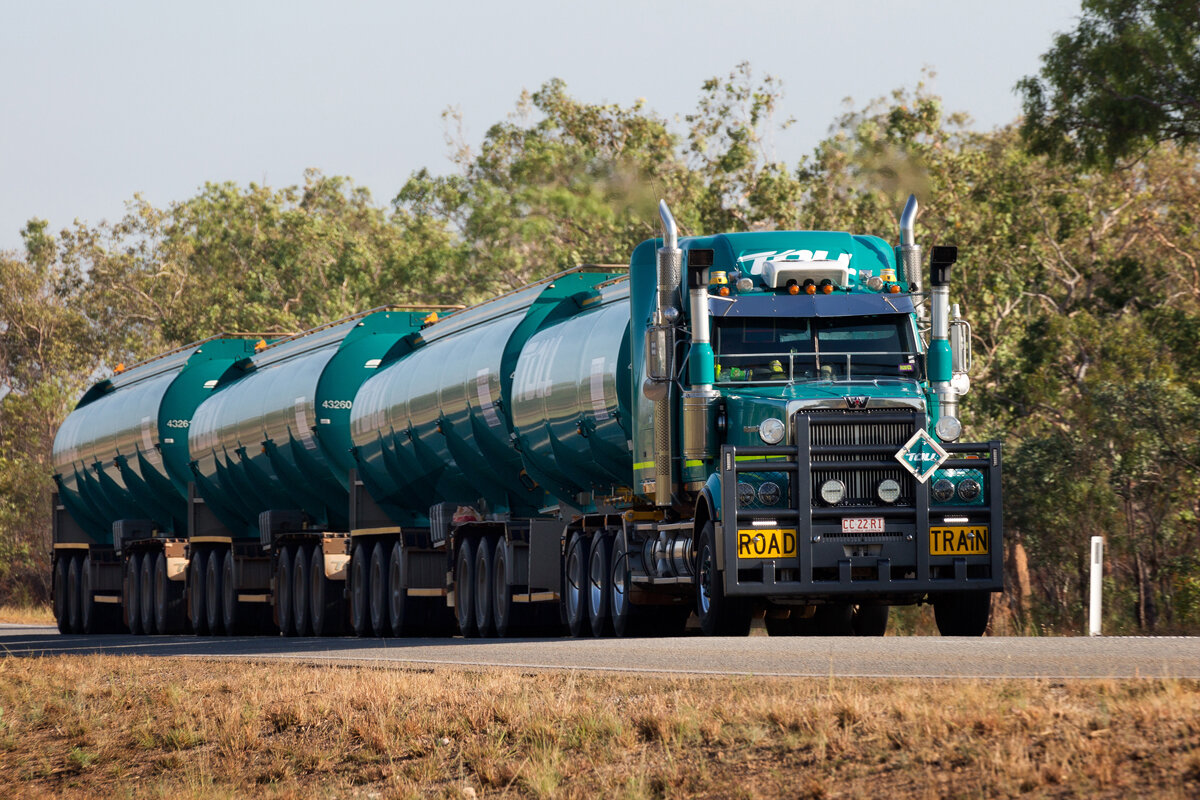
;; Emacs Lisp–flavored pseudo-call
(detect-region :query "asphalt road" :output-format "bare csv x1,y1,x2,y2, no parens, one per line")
2,624,1197,678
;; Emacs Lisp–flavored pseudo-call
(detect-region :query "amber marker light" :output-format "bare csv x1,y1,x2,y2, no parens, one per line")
787,283,800,295
718,286,730,296
114,363,126,374
805,282,817,295
888,284,901,294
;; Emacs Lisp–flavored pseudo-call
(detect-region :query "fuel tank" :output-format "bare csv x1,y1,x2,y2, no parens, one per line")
187,308,429,539
350,269,632,524
51,337,261,544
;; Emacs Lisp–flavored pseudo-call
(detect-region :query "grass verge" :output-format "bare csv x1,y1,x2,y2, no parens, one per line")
0,604,54,626
0,656,1196,798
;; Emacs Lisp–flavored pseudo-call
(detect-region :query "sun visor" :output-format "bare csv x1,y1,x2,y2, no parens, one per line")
708,293,916,318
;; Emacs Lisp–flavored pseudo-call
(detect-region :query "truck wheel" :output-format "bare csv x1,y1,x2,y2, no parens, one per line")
221,549,239,635
154,552,185,634
140,551,157,635
934,591,991,636
205,548,224,635
189,550,208,635
610,534,643,638
54,555,70,633
291,543,310,636
386,540,412,637
311,544,344,637
813,602,853,636
852,603,889,636
126,552,142,635
79,555,96,633
66,555,82,634
277,545,295,636
350,542,370,637
563,532,590,638
696,522,750,636
455,538,478,638
492,539,518,637
474,536,496,638
588,533,613,638
369,541,390,637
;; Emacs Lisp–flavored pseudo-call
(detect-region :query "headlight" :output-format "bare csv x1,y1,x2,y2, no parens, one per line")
820,479,846,505
757,481,781,505
935,416,962,442
759,417,785,445
932,478,955,502
957,478,981,502
877,479,901,503
737,482,756,507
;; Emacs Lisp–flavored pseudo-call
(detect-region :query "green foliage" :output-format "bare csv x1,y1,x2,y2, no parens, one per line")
1018,0,1200,167
0,63,1198,630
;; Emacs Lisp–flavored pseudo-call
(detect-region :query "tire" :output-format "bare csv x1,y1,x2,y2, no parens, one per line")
54,555,70,634
66,555,82,634
189,550,208,635
205,548,223,635
610,534,640,638
311,543,344,637
563,532,589,638
695,521,750,636
934,591,991,636
455,538,478,638
812,602,854,636
587,533,613,638
79,555,96,634
368,541,389,637
387,540,411,637
492,539,518,638
350,542,370,637
293,543,311,637
221,549,238,635
474,536,496,638
140,550,157,635
154,551,185,634
852,603,889,636
126,552,142,635
277,545,295,636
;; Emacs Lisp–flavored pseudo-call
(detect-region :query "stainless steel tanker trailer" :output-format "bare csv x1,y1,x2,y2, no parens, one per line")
51,196,1002,638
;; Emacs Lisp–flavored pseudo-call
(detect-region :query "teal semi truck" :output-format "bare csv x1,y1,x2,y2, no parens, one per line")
51,196,1002,638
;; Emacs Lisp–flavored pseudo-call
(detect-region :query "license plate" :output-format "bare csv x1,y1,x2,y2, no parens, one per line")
737,528,797,559
841,517,885,534
929,526,990,555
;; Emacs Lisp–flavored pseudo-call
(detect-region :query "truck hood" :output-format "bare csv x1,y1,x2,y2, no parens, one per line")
724,379,927,412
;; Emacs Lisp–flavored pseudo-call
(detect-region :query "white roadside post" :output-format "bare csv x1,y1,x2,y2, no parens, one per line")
1089,536,1104,636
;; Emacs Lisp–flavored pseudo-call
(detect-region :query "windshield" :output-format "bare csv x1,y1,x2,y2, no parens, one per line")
713,314,920,384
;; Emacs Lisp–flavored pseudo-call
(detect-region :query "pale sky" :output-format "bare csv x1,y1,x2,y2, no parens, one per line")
0,0,1081,253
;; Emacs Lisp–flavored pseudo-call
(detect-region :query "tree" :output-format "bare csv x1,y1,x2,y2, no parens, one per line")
1017,0,1200,167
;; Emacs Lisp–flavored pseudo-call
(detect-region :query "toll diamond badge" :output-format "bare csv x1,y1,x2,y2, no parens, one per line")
894,428,949,483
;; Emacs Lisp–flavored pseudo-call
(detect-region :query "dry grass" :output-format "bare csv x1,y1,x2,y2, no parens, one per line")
0,604,54,626
0,656,1196,799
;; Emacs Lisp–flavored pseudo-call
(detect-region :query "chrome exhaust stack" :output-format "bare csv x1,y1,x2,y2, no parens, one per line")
642,200,682,505
896,194,924,318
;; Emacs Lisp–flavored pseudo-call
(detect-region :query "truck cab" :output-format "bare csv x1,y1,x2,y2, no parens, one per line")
624,199,1002,637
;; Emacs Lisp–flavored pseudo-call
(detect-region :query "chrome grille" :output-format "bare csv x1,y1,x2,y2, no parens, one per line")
806,412,915,507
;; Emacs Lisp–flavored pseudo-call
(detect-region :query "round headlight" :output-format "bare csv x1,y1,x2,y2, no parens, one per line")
757,481,781,506
932,478,955,502
759,417,785,445
737,482,756,507
935,416,962,442
736,277,754,292
877,478,901,503
820,479,846,505
866,275,884,291
957,478,981,502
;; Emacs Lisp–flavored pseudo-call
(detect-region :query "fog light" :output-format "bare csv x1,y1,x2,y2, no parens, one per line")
932,478,955,502
737,482,756,507
737,277,753,292
757,481,781,505
957,478,981,502
877,479,901,503
820,479,846,505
